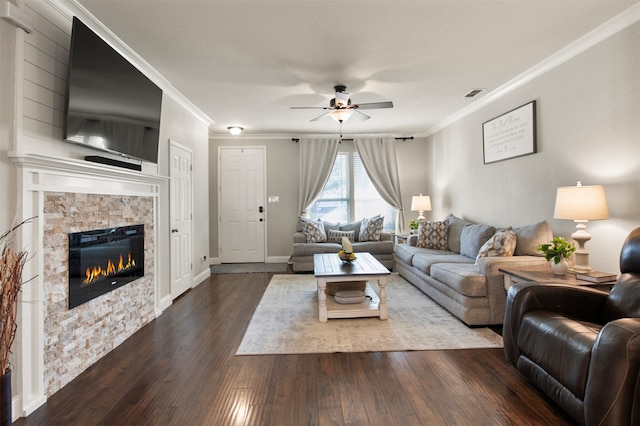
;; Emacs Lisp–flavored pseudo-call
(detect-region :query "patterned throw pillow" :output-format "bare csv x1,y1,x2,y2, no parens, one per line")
300,217,327,243
475,228,517,267
327,229,356,244
358,215,384,242
416,221,448,249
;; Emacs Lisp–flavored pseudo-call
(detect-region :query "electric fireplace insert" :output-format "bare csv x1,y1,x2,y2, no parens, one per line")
68,224,145,309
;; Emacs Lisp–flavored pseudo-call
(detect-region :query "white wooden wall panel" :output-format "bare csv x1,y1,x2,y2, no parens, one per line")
22,0,70,150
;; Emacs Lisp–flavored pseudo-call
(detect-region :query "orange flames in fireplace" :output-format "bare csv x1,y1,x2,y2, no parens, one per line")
83,252,137,285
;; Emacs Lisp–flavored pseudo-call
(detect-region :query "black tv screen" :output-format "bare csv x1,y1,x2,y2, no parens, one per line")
64,17,162,164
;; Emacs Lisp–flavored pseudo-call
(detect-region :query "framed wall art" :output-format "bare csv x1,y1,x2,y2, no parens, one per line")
482,100,537,164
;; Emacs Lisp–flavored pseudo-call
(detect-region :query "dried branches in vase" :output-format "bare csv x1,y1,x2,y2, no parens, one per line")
0,217,34,376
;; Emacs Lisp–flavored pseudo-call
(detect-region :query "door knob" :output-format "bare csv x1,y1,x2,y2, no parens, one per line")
171,228,179,233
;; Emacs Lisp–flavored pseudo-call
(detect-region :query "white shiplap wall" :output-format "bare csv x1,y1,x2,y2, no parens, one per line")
21,0,70,150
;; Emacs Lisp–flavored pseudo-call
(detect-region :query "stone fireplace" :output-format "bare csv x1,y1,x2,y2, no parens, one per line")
11,153,167,416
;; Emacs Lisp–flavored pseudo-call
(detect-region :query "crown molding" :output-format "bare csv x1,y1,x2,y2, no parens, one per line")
424,2,640,137
49,0,213,127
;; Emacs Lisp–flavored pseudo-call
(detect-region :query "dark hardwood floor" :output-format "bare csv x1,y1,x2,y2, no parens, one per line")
16,271,573,425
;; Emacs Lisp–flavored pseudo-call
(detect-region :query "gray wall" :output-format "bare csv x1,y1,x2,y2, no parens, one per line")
424,22,640,274
208,138,300,261
208,137,430,261
208,23,639,274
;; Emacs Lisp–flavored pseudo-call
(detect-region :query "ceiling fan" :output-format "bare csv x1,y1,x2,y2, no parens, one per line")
290,85,394,122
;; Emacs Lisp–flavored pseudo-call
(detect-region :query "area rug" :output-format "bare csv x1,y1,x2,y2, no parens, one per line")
210,263,289,274
236,273,503,355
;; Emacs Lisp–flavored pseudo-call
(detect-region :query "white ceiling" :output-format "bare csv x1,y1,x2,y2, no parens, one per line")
74,0,639,138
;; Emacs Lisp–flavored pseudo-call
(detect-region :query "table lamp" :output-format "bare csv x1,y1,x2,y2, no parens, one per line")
553,182,609,273
411,194,432,221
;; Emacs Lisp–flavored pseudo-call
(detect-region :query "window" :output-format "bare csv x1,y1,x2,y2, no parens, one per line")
310,151,396,231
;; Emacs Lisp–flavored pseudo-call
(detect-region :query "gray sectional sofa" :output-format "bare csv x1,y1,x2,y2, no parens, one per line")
292,219,395,272
395,214,553,326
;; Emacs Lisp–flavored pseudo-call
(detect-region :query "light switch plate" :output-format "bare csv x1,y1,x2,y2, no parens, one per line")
268,196,280,203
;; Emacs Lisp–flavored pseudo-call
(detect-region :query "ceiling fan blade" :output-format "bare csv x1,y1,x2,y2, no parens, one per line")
290,106,330,110
354,101,394,110
310,112,330,122
354,109,371,120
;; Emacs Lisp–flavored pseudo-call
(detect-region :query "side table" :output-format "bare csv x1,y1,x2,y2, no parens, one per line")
500,268,616,293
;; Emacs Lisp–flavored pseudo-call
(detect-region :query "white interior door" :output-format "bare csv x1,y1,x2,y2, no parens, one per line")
170,141,193,298
219,147,266,263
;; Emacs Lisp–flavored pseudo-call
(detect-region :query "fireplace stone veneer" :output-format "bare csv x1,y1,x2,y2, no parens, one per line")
43,192,155,395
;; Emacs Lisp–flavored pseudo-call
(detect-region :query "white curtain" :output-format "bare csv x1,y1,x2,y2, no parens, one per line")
354,138,406,234
298,138,340,216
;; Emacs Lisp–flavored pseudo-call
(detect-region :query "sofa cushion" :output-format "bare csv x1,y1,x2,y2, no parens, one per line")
352,240,394,255
475,227,517,267
430,263,487,297
293,242,341,256
460,224,496,259
416,221,448,249
412,252,473,275
444,214,472,253
326,229,356,243
359,215,384,242
395,244,426,265
300,217,327,243
514,220,553,256
338,220,361,241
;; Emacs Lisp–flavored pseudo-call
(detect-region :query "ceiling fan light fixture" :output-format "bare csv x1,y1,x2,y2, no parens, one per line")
227,126,243,136
329,109,353,123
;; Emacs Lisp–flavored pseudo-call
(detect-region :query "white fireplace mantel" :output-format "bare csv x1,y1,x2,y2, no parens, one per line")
9,151,168,418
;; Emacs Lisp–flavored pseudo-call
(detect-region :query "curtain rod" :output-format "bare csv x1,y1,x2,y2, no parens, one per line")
291,136,413,143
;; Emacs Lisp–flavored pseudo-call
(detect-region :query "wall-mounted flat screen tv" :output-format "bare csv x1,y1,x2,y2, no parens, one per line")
64,16,162,164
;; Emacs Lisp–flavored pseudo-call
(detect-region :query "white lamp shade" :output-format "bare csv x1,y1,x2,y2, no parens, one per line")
329,109,353,122
411,194,432,212
554,184,609,220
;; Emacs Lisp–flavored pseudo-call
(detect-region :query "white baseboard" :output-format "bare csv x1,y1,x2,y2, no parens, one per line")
193,269,210,287
209,256,289,264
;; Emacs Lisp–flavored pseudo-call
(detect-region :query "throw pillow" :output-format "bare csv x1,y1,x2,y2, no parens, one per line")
358,215,384,242
326,229,356,243
416,221,448,250
514,221,554,256
475,227,517,267
444,214,472,253
460,223,496,258
299,216,327,243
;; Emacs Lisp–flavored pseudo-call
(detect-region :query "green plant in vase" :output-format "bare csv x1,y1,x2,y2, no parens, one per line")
537,236,576,275
409,220,419,234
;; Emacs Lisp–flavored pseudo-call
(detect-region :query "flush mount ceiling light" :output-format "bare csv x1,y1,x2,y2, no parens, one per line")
227,126,243,136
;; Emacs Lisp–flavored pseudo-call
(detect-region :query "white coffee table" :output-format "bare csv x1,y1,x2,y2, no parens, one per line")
313,252,390,322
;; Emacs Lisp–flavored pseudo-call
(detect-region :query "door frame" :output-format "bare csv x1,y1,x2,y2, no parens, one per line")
169,139,194,297
217,145,267,263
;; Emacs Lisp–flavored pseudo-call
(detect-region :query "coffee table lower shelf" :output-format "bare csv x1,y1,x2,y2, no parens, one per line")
320,283,381,321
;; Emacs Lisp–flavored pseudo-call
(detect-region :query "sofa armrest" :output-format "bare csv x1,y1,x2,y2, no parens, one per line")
476,255,549,277
503,282,608,365
585,318,640,425
407,234,418,246
293,231,306,243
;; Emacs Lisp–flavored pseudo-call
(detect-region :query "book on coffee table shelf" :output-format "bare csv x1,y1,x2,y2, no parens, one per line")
575,271,617,283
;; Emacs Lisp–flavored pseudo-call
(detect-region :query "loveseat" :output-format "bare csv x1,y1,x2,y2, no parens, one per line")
395,214,553,326
292,217,395,272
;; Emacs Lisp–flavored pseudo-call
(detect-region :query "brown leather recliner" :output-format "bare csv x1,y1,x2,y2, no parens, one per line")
503,227,640,425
